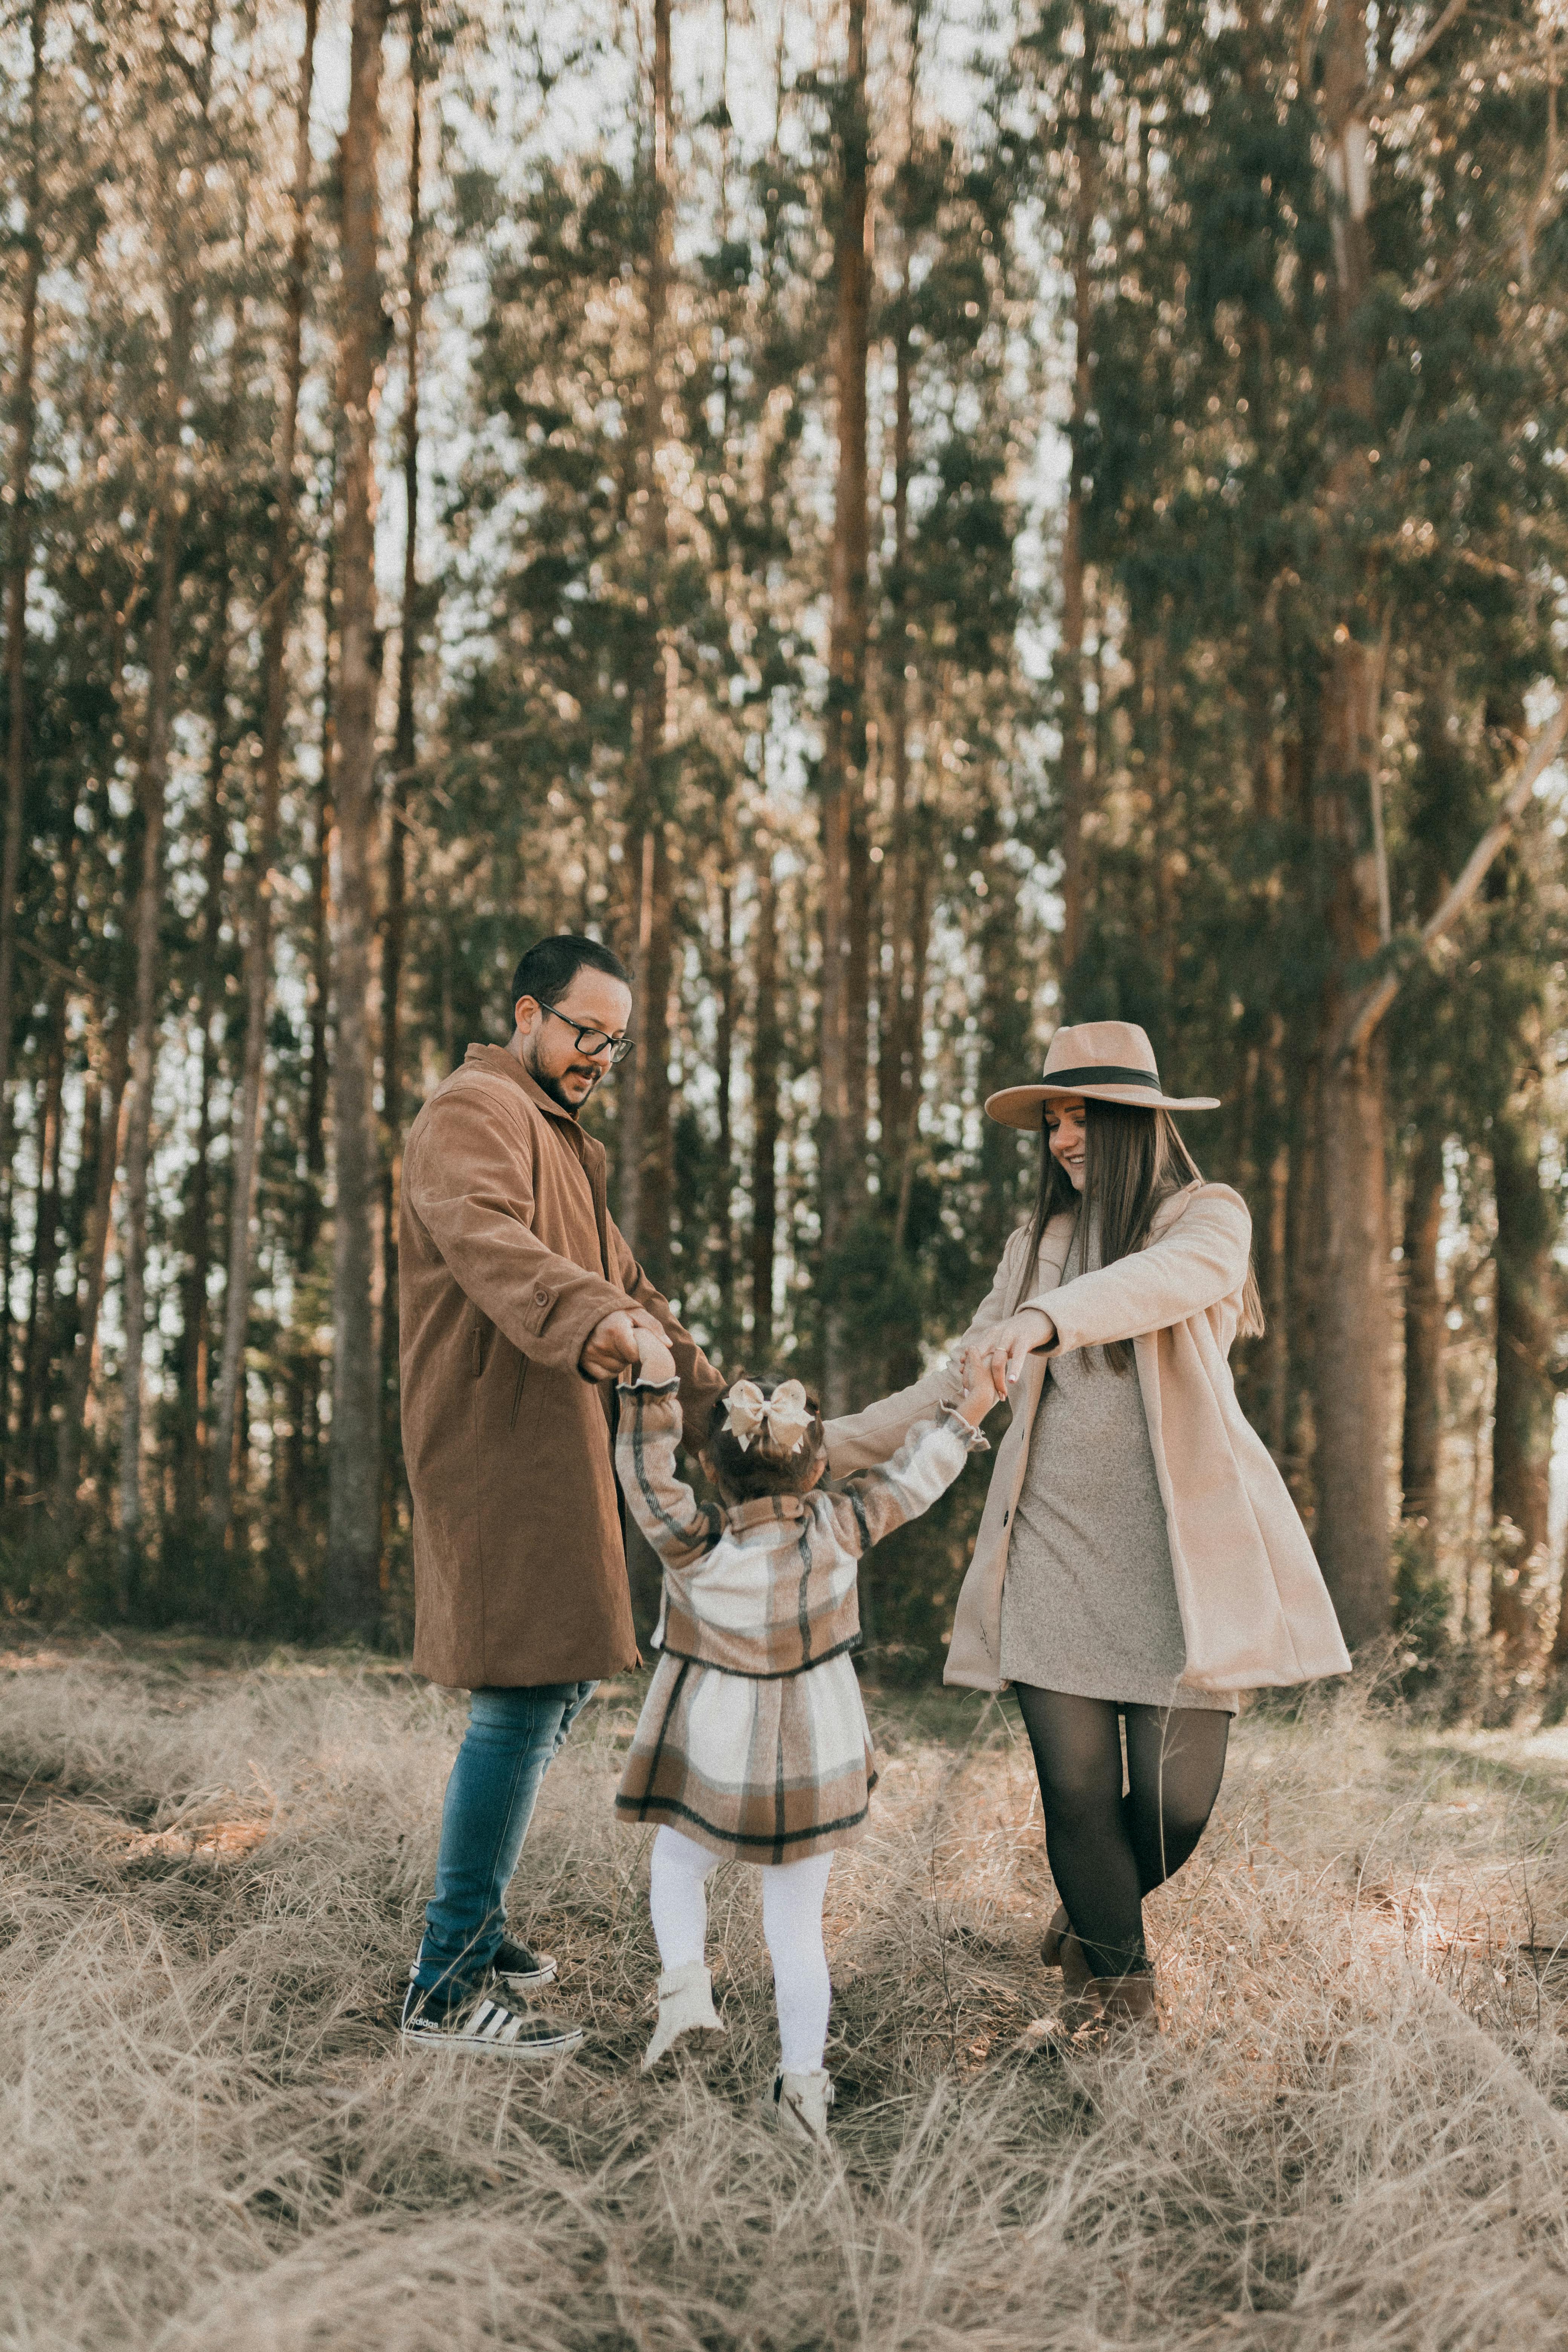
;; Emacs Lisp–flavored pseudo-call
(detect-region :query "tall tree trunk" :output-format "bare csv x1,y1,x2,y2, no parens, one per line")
891,845,932,1257
289,496,337,1522
1400,1127,1445,1566
0,0,47,1161
53,1017,131,1533
713,811,737,1361
175,623,231,1531
819,0,871,1413
210,0,318,1540
1056,2,1098,988
116,293,193,1612
19,961,68,1490
1490,1095,1556,1666
381,0,423,1510
1256,1017,1292,1462
619,0,676,1289
325,0,389,1635
879,269,915,1207
750,854,781,1358
1309,0,1392,1647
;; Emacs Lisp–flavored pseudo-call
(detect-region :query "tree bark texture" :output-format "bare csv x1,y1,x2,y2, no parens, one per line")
1310,0,1393,1646
0,0,47,1142
381,0,422,1498
819,0,871,1412
325,0,388,1634
176,615,231,1530
619,0,675,1289
1490,1098,1556,1664
1056,3,1098,988
879,285,916,1213
116,307,191,1609
1399,1127,1445,1565
750,854,781,1358
287,553,335,1524
54,1018,131,1531
713,814,737,1359
20,954,69,1491
210,0,318,1539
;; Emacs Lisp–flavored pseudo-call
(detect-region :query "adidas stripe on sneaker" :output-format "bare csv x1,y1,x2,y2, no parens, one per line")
400,1979,583,2057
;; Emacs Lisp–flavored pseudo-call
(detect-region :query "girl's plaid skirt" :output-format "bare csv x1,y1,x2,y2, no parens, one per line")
615,1649,877,1864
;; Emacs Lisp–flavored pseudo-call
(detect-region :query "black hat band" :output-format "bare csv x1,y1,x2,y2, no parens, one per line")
1041,1063,1162,1089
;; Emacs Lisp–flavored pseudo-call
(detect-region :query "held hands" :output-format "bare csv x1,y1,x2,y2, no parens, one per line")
632,1324,678,1387
954,1353,1003,1429
580,1304,667,1382
960,1306,1056,1397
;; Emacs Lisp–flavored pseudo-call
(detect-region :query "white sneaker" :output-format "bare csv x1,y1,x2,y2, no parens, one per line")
642,1962,725,2071
764,2066,833,2148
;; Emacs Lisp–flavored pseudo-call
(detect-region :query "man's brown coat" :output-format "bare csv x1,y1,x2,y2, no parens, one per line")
399,1045,723,1689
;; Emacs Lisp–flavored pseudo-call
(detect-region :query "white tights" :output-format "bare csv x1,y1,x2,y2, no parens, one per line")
649,1824,834,2074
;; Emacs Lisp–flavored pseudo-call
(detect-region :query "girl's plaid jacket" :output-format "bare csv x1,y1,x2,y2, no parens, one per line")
612,1377,986,1862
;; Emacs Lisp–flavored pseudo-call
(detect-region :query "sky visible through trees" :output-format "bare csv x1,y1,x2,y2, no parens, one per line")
0,0,1565,1697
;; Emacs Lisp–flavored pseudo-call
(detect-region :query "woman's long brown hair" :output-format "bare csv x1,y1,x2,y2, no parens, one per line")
1010,1098,1264,1370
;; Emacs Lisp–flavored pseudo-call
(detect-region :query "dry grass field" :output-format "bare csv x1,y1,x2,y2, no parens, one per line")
3,1636,1568,2351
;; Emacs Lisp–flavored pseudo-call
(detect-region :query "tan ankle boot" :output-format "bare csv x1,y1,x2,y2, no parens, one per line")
642,1962,724,2071
1060,1930,1092,1994
1081,1971,1158,2036
764,2066,833,2148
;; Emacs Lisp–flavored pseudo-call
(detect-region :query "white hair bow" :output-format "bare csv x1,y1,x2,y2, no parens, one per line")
721,1377,813,1455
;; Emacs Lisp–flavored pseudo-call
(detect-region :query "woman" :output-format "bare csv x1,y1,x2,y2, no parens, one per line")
826,1020,1350,2035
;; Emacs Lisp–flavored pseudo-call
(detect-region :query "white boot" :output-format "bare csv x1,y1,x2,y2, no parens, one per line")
642,1962,724,2071
765,2066,833,2148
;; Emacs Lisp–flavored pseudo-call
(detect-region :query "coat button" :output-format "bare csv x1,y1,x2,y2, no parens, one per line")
535,1289,548,1305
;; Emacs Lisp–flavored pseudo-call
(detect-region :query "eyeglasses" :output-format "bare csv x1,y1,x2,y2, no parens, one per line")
539,1003,636,1066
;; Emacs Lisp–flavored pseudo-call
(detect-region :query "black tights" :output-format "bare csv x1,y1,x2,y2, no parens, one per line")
1014,1686,1229,1981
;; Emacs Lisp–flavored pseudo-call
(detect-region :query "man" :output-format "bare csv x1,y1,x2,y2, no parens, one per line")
397,933,723,2053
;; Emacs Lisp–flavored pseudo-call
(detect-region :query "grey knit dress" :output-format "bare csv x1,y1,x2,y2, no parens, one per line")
998,1215,1236,1714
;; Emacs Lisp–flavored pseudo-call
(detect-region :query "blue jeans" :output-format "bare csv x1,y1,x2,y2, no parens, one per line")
412,1681,596,1994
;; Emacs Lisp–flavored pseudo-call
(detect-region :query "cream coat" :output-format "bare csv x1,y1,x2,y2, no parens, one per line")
824,1183,1351,1695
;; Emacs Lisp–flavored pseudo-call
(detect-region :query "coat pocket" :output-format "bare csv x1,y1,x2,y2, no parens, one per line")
510,1351,528,1430
471,1318,492,1378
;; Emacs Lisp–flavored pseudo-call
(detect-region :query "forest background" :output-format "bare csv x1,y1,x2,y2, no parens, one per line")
0,0,1565,1702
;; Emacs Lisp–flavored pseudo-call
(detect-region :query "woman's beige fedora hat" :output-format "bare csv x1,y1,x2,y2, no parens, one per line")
985,1019,1221,1129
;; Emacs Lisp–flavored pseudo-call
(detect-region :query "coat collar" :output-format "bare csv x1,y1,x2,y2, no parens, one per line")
462,1044,606,1166
721,1492,808,1535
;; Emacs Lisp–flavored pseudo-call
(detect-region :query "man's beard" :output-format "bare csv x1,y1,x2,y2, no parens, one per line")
522,1038,598,1115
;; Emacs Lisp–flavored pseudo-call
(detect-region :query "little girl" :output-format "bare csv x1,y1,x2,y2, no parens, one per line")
614,1332,998,2145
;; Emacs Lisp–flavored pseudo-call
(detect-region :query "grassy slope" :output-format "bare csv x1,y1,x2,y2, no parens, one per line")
2,1637,1567,2351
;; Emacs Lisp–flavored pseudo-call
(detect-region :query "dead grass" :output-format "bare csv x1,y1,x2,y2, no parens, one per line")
2,1637,1567,2351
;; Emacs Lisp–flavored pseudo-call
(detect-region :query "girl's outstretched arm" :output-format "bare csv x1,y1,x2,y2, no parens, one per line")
824,1368,996,1556
824,1224,1037,1475
615,1374,721,1573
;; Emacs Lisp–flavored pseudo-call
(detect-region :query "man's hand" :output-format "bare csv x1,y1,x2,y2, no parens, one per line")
580,1309,648,1382
579,1306,675,1382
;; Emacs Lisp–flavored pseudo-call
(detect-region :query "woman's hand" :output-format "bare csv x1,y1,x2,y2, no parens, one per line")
954,1355,1002,1429
962,1308,1056,1395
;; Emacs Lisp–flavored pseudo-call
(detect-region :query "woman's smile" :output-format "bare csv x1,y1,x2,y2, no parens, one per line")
1046,1095,1088,1189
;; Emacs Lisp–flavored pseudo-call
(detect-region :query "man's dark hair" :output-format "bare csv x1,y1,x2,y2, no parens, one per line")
704,1376,827,1504
508,934,629,1024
